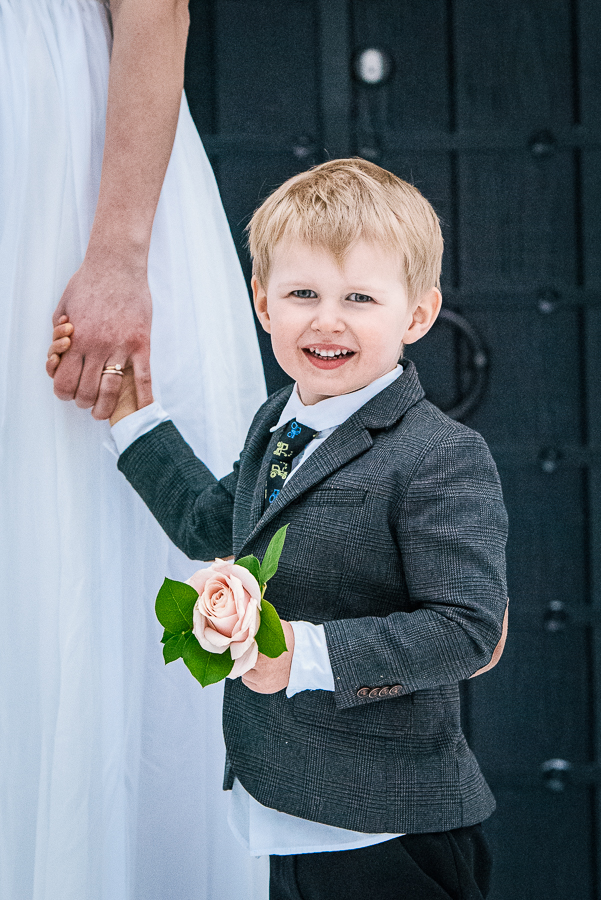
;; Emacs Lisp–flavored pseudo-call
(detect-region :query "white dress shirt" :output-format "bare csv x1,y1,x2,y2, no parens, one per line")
111,365,405,854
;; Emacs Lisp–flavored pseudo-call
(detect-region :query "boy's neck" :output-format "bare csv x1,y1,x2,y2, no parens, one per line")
296,364,402,407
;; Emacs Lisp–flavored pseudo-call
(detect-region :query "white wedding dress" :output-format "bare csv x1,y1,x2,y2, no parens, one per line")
0,2,268,899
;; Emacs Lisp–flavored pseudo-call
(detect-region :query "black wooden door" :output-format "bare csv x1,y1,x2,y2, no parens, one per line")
185,2,601,897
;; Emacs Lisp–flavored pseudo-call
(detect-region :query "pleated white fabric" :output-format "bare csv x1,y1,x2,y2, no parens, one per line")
0,1,269,898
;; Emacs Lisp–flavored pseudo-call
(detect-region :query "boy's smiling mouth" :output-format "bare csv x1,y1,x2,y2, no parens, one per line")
302,345,356,369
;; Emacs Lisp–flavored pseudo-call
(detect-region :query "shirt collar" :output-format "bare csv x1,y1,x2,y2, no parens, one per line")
270,365,404,434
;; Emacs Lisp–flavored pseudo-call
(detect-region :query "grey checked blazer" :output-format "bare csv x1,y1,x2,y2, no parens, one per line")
118,360,508,834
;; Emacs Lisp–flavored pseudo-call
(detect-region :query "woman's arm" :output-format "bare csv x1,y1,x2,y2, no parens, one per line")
51,0,190,420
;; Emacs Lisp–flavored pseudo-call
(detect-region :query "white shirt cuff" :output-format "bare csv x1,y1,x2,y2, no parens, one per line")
110,401,171,456
286,621,335,698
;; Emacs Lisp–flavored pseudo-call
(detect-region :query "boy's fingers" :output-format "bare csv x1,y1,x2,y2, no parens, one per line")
52,309,71,327
132,353,153,409
91,377,122,420
46,353,61,378
241,673,261,692
52,322,73,341
469,600,508,678
48,336,72,358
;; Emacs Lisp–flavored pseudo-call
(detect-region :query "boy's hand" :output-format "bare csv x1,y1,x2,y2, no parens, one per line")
46,316,74,378
47,316,149,424
469,599,509,678
242,620,295,694
109,365,139,425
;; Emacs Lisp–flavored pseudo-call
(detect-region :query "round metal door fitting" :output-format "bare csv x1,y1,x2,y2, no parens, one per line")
543,600,568,632
541,758,572,792
353,48,394,86
435,308,489,422
291,135,317,161
529,129,557,158
537,288,560,315
538,447,561,474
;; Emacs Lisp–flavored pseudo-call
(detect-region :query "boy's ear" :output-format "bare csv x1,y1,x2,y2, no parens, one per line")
252,275,271,333
402,288,442,345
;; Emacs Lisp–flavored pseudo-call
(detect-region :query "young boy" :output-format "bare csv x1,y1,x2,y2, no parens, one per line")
49,159,508,899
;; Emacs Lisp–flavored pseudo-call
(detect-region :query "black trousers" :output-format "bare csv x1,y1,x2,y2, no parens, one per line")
269,824,492,900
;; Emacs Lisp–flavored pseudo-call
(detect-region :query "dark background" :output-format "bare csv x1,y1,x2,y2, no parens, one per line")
183,2,601,897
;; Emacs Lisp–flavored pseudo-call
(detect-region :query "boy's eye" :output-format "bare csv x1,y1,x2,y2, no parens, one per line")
347,292,374,303
292,289,317,299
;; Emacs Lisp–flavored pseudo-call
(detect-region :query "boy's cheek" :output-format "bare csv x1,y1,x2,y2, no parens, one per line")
268,334,299,381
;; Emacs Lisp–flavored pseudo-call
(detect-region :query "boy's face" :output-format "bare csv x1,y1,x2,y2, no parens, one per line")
252,238,441,405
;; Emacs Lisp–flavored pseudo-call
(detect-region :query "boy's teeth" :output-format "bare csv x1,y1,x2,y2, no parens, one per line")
310,347,350,358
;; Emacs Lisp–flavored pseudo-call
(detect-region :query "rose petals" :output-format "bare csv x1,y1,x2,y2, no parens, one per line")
228,641,259,679
209,613,240,637
189,559,262,674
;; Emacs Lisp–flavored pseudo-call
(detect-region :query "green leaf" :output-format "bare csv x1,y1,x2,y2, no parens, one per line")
234,555,261,583
182,633,234,687
155,577,198,633
258,524,289,585
255,597,288,658
163,631,190,664
161,629,175,644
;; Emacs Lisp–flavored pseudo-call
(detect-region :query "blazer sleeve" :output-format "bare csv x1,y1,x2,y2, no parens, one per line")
117,420,238,561
322,428,508,710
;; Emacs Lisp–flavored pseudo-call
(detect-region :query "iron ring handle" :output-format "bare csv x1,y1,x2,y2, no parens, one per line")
435,308,489,422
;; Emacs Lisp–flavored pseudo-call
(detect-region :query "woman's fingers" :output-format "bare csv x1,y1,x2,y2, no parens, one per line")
73,354,111,410
90,358,130,420
52,348,84,400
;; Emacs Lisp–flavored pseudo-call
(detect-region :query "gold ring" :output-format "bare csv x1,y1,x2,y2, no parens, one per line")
102,364,124,377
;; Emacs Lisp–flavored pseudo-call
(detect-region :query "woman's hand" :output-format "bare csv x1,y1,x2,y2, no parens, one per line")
52,255,152,420
48,315,146,425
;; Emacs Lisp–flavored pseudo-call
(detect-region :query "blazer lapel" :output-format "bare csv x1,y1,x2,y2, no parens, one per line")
236,384,295,536
239,359,426,551
240,419,374,550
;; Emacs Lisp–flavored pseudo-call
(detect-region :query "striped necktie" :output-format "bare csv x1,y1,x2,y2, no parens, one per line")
264,419,317,509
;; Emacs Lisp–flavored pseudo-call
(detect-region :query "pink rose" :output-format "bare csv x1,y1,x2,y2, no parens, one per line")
188,560,262,679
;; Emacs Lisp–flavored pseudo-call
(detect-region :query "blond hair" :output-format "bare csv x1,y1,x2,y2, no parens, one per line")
247,158,443,304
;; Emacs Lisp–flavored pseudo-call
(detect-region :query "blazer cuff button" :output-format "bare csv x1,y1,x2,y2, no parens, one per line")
389,685,403,696
357,687,370,698
378,686,390,697
368,688,380,698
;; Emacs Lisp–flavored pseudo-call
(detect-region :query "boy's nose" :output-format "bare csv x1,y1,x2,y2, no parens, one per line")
310,299,345,334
